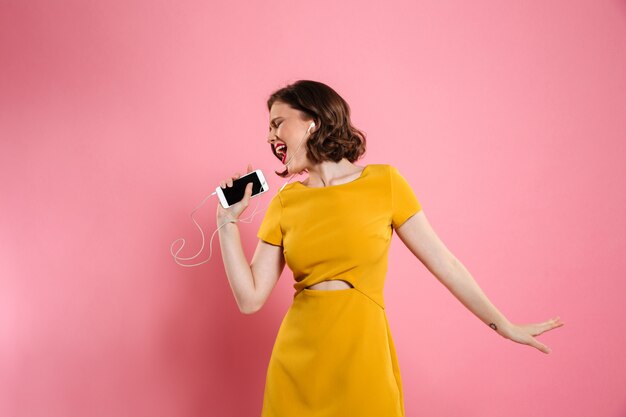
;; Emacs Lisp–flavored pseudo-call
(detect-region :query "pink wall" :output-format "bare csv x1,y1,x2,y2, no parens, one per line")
1,1,625,416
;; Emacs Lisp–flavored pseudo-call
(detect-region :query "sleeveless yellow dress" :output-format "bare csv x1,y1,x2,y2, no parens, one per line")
256,163,422,417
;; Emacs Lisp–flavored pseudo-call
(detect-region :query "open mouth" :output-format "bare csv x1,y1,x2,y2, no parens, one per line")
274,144,287,163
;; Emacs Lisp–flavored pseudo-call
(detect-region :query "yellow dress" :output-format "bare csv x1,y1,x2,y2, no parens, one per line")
256,163,422,417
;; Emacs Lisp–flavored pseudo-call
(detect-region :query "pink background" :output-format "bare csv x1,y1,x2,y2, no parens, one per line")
1,1,625,416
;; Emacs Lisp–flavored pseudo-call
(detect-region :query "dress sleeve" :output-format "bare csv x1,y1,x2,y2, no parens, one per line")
257,193,283,246
390,165,422,229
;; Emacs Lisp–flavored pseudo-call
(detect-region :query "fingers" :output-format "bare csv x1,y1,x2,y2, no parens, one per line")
518,321,558,354
552,316,564,326
235,182,253,209
547,316,565,331
220,172,243,188
537,317,565,336
243,182,253,199
218,164,253,188
535,317,564,354
531,338,552,353
229,172,241,187
521,333,551,354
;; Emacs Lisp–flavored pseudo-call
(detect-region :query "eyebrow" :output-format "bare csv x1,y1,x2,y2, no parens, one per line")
269,117,283,126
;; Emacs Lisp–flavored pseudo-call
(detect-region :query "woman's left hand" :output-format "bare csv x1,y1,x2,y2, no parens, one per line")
500,316,565,354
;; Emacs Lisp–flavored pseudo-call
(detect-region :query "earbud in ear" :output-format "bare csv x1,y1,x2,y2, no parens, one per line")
307,122,316,133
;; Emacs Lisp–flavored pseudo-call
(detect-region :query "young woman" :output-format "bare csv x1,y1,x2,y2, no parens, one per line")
216,80,563,417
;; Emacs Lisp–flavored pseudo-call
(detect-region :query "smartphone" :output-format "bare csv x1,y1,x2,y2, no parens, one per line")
216,169,269,208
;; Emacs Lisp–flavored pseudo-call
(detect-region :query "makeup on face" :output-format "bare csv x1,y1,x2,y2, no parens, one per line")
269,116,288,163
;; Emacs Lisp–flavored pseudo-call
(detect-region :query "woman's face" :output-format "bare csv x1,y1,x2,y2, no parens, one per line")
267,101,314,172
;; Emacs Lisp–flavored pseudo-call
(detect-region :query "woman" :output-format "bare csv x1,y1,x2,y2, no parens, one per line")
216,80,564,417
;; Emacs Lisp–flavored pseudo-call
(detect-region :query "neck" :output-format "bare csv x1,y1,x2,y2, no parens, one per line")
302,159,363,187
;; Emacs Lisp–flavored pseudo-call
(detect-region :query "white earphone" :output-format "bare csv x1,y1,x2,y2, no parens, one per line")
282,121,315,168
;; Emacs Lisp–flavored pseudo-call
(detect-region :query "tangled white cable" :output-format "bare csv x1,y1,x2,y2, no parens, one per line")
169,171,299,267
168,193,265,267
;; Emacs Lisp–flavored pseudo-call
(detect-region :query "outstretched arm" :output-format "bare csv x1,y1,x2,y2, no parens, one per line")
394,210,564,354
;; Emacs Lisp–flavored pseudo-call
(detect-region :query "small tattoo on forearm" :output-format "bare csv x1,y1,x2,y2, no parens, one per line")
489,323,498,330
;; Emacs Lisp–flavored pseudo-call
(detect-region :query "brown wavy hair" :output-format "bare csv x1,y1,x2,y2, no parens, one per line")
267,80,367,178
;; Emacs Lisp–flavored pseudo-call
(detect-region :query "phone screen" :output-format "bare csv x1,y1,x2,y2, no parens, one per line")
222,171,263,206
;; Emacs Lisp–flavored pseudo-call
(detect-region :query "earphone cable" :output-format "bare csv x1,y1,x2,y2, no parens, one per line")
169,171,299,267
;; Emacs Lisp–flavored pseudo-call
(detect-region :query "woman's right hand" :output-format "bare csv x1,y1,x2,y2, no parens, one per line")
216,163,255,224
